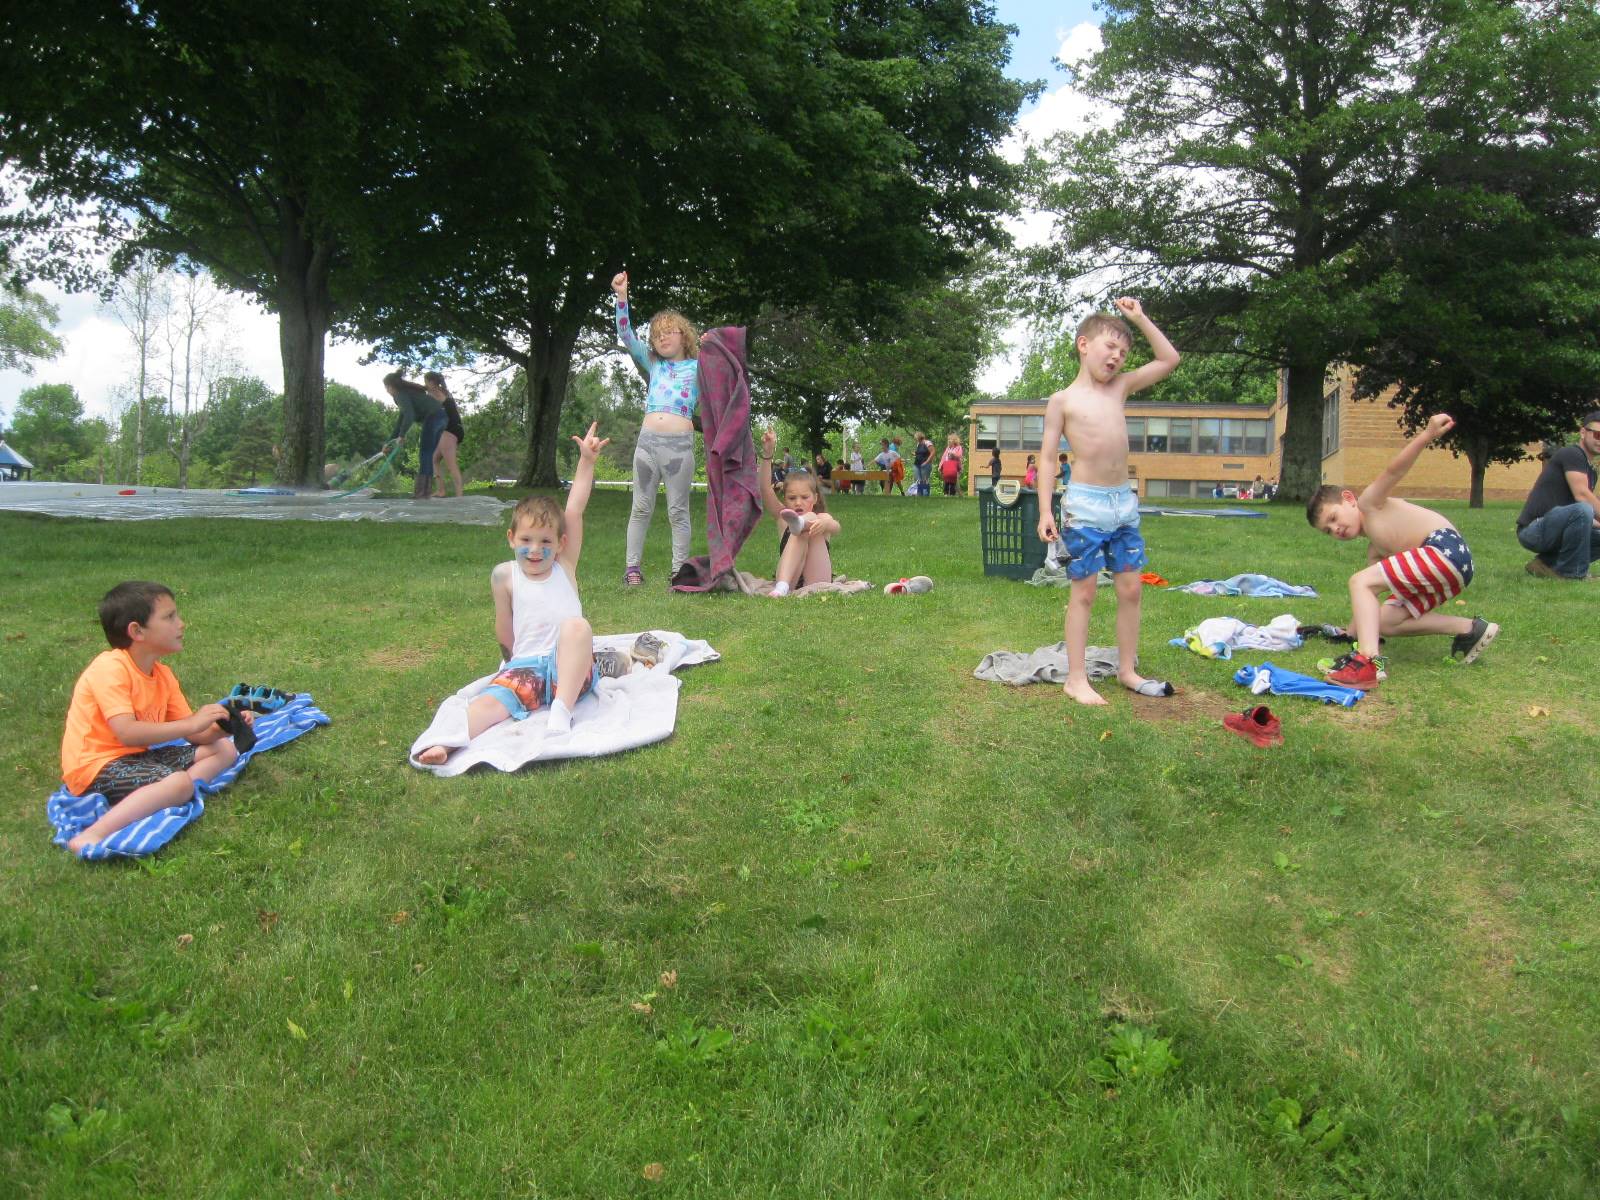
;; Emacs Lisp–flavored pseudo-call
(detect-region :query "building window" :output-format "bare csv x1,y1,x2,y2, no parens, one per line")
1169,419,1192,453
1023,415,1044,448
1322,388,1341,457
1198,418,1221,455
999,415,1020,448
976,416,998,450
1127,418,1145,452
1244,420,1269,455
1145,417,1168,453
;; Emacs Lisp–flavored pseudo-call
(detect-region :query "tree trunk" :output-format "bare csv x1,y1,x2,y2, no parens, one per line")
276,210,333,488
1279,359,1332,503
1463,433,1489,509
518,321,581,488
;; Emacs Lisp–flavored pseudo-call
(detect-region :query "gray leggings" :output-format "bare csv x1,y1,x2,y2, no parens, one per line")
627,430,694,572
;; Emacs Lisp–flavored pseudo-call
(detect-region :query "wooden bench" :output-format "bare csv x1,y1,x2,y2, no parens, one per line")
829,470,890,490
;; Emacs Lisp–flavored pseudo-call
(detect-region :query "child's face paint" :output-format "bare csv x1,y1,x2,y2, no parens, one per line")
508,522,562,571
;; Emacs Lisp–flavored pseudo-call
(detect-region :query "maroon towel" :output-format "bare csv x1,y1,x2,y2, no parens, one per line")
671,327,761,592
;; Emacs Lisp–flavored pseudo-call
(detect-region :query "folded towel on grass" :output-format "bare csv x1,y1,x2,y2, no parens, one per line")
697,570,873,598
48,693,331,860
408,631,719,776
974,644,1120,686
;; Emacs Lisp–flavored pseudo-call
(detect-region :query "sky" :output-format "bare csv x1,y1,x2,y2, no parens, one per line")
0,2,1106,428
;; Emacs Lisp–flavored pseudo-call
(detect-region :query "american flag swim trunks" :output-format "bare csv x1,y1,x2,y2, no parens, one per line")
1379,527,1473,618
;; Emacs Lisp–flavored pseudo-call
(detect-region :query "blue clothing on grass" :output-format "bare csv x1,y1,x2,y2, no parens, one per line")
1231,662,1363,707
1173,574,1318,598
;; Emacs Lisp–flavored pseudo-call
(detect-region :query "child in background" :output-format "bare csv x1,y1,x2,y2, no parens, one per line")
1036,299,1182,705
759,428,842,596
424,371,465,498
60,581,249,853
888,437,907,496
1305,413,1499,688
416,424,610,763
1023,455,1038,489
849,445,866,494
989,447,1002,488
612,270,699,587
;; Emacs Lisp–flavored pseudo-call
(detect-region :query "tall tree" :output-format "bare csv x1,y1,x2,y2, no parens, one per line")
0,276,63,373
7,383,87,474
1026,0,1475,500
352,0,1031,485
1347,2,1600,506
0,1,506,485
107,260,168,485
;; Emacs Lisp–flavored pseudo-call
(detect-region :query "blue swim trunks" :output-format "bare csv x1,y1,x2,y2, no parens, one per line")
1061,482,1147,580
483,653,599,721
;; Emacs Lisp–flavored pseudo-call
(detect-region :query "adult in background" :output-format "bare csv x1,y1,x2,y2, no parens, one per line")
424,371,465,498
383,372,447,500
939,433,964,496
912,432,935,496
813,451,834,493
849,444,866,494
1517,412,1600,581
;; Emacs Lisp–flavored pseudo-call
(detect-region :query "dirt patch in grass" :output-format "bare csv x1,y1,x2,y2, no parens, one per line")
1130,686,1221,724
364,646,425,670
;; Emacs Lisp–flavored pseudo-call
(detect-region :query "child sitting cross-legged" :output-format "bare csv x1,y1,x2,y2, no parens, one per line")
758,428,841,597
416,424,610,764
1306,413,1499,688
60,581,251,853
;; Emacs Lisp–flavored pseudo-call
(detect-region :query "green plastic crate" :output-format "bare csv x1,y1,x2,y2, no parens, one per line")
979,487,1053,579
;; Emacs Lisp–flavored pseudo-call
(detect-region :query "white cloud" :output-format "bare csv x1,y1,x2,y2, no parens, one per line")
0,277,482,428
981,22,1113,396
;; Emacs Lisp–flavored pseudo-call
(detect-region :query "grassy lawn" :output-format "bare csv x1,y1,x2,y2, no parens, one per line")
2,491,1597,1198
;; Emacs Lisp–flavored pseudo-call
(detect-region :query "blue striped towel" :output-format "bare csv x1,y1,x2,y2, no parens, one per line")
48,693,331,860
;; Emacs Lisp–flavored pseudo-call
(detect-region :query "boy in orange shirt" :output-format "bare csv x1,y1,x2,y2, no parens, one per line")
60,581,248,853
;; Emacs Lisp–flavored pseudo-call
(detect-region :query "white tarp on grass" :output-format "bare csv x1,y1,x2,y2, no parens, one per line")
0,482,511,525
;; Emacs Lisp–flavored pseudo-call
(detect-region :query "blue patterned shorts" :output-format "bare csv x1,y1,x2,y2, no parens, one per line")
1061,482,1147,580
483,653,599,721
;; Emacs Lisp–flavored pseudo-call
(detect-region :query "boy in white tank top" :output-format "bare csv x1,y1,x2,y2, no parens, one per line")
416,424,610,764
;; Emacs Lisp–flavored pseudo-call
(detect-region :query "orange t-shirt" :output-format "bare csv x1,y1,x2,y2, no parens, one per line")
60,649,193,794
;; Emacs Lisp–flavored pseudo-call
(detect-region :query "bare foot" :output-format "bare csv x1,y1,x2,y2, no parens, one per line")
417,745,449,765
1063,677,1107,706
67,832,95,853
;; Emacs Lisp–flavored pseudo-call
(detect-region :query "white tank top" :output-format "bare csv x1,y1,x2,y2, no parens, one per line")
508,560,583,658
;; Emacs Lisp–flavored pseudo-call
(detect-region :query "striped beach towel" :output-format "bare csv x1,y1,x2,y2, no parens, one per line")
48,693,330,860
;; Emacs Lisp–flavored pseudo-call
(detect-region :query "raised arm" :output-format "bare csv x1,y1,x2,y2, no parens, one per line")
1036,396,1065,542
757,428,786,520
1361,413,1453,510
1113,298,1181,396
560,422,610,572
611,271,650,376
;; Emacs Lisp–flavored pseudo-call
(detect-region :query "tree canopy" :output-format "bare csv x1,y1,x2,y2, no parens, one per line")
1025,0,1499,500
350,0,1032,484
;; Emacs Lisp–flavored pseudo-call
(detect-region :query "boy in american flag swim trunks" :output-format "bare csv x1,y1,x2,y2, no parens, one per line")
1305,413,1499,689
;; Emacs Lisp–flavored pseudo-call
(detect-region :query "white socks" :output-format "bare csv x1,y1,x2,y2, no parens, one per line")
771,581,791,597
778,507,810,535
547,697,573,734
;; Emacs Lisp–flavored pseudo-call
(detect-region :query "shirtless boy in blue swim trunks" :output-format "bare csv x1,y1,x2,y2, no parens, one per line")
1036,299,1182,706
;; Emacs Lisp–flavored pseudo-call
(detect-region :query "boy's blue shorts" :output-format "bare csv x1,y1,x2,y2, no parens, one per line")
483,653,599,720
1061,482,1148,580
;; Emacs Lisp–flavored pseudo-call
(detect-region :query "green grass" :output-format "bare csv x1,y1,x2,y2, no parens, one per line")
2,492,1597,1198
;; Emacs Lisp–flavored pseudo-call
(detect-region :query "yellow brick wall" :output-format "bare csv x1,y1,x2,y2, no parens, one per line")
1321,366,1542,501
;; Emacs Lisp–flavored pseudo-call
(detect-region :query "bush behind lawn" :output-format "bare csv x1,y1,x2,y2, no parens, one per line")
1,494,1597,1198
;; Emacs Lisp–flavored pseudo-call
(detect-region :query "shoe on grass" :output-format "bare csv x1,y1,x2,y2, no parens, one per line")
1325,651,1385,689
884,576,933,595
624,565,644,587
1223,705,1283,747
1450,617,1499,664
1525,557,1561,579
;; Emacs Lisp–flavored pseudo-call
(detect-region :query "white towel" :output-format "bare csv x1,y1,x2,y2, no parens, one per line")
408,631,719,776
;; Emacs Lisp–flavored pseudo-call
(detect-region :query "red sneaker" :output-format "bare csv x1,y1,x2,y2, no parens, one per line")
1325,651,1385,689
1223,706,1283,747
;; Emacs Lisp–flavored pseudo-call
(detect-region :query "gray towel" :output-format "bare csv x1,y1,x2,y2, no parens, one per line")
973,643,1120,685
